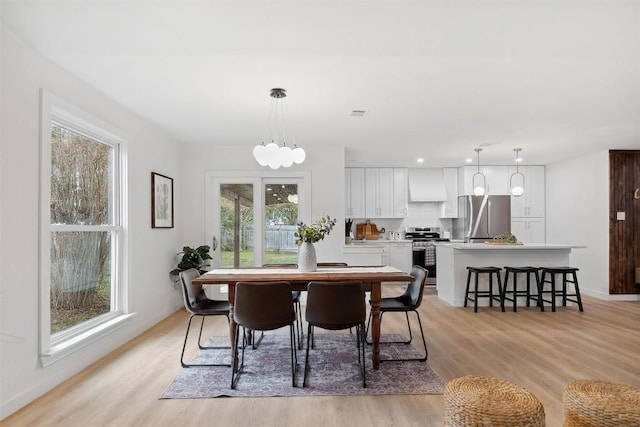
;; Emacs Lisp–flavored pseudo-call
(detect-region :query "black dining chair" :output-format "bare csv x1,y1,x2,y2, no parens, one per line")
304,281,366,388
179,268,230,368
231,281,297,389
262,263,304,349
365,265,429,362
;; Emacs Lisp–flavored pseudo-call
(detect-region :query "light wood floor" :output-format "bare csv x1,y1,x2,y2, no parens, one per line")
4,287,640,426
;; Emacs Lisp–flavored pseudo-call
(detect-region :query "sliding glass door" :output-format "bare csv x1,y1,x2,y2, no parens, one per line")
206,173,309,271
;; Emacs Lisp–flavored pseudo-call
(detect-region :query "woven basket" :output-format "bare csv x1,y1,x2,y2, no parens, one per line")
444,375,545,426
563,379,640,427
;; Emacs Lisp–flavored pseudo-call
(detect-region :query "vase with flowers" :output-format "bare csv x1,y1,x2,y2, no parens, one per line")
294,215,336,272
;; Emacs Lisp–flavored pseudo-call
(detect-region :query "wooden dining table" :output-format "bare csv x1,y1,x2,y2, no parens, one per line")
192,265,413,370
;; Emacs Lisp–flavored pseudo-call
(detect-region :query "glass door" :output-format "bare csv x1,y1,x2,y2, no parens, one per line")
206,173,308,270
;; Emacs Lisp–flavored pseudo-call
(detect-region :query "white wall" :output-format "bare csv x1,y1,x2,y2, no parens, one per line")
0,27,185,419
545,150,613,298
179,145,346,263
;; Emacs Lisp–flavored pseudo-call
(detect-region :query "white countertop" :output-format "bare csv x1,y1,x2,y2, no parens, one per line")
440,243,584,250
347,239,412,244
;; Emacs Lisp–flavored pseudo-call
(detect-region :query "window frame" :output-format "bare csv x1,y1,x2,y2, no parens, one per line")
39,90,131,366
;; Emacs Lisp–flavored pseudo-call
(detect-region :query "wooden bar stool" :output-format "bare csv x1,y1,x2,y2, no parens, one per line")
538,267,584,312
503,266,543,312
464,267,505,313
444,375,546,426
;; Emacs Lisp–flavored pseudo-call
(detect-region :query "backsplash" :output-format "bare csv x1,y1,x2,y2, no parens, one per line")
350,202,453,238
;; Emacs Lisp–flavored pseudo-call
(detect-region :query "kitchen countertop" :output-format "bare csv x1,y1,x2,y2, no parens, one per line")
348,239,412,244
441,243,585,250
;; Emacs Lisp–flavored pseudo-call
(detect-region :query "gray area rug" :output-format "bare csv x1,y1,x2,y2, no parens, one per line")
162,333,445,398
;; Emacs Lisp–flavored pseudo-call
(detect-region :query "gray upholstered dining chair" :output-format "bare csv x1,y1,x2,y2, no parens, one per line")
303,280,366,388
179,268,230,368
231,281,297,389
365,264,429,362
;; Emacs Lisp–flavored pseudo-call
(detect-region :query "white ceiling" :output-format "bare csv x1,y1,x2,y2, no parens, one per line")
2,0,639,167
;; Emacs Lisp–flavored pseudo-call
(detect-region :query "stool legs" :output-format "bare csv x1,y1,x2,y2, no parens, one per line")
464,268,504,313
539,268,584,312
503,268,543,312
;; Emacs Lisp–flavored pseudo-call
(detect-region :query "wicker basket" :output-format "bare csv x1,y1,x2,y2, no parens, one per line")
444,375,545,426
563,379,640,426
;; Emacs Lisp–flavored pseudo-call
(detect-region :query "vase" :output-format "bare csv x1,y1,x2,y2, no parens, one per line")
298,242,317,272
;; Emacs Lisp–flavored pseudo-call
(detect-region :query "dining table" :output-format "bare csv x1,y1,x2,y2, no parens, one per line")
192,265,413,370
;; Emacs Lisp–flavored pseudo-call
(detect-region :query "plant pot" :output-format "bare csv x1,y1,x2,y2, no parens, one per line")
298,242,317,272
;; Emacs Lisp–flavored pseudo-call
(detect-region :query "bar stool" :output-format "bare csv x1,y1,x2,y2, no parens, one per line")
464,267,505,313
538,267,584,312
503,266,543,312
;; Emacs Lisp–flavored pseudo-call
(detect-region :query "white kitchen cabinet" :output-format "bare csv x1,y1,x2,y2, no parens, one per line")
440,167,459,218
458,166,509,195
393,168,408,217
508,165,545,217
511,218,546,243
345,167,365,217
342,244,384,266
365,168,394,218
388,241,412,273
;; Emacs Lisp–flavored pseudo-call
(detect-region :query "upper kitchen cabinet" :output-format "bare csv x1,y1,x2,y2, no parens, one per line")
345,167,365,217
346,167,408,218
508,165,545,217
458,166,509,195
393,168,409,217
365,168,395,218
440,167,459,218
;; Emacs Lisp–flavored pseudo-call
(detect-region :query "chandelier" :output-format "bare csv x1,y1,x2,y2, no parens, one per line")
253,88,305,169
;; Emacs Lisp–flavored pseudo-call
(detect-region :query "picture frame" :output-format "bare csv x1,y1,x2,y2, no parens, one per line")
151,172,174,228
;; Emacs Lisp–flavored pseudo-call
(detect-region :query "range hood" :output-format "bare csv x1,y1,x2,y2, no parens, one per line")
408,168,447,202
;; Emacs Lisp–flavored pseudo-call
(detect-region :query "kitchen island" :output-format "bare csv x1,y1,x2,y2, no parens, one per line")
436,243,582,307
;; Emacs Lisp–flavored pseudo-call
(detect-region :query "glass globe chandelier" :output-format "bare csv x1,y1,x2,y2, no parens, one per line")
253,88,305,169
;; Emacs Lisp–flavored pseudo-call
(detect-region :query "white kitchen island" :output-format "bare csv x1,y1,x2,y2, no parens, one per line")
436,243,581,307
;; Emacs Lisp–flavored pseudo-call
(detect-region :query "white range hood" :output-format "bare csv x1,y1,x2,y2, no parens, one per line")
408,168,447,202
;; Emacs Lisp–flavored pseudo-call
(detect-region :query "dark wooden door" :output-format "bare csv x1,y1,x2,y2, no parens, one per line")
609,150,640,294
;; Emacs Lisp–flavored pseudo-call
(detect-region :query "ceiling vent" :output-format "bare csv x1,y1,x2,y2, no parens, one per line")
350,110,367,118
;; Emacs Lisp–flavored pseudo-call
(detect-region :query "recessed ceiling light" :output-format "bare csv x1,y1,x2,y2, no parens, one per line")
350,110,367,118
417,158,424,163
465,158,473,163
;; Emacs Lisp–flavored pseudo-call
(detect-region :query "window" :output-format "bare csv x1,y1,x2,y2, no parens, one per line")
40,91,129,365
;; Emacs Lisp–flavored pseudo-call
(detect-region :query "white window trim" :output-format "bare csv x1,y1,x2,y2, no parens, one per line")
39,90,131,367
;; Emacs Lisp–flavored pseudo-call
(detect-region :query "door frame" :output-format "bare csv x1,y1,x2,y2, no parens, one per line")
204,170,311,268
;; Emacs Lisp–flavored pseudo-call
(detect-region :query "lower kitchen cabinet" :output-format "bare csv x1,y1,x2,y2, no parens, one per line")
343,241,412,272
342,245,383,266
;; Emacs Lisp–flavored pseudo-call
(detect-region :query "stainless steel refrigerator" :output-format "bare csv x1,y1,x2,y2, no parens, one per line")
453,195,511,243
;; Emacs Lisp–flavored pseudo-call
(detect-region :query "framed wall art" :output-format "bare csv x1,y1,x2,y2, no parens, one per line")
151,172,174,228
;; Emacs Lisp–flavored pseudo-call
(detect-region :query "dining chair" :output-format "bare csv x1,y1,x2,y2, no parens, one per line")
231,281,297,389
262,263,304,349
365,264,429,362
179,268,231,368
304,281,366,388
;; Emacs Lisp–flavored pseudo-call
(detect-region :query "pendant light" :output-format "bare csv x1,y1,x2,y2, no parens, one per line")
253,88,305,169
510,148,525,197
472,148,486,196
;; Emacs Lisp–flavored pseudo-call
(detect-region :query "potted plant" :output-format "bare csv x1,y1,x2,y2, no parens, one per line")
294,215,336,272
169,245,213,281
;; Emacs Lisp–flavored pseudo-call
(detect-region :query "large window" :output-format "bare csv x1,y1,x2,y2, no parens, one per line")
40,91,128,364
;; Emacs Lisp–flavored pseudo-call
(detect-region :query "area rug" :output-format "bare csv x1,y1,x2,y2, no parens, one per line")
161,333,445,398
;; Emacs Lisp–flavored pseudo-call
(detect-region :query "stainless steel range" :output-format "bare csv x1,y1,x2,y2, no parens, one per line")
404,227,450,278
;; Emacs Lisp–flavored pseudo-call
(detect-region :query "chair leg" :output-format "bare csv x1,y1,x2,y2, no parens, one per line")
358,323,366,388
289,324,297,387
230,325,243,389
303,324,313,387
379,310,428,363
294,300,304,350
181,314,231,368
198,315,231,350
